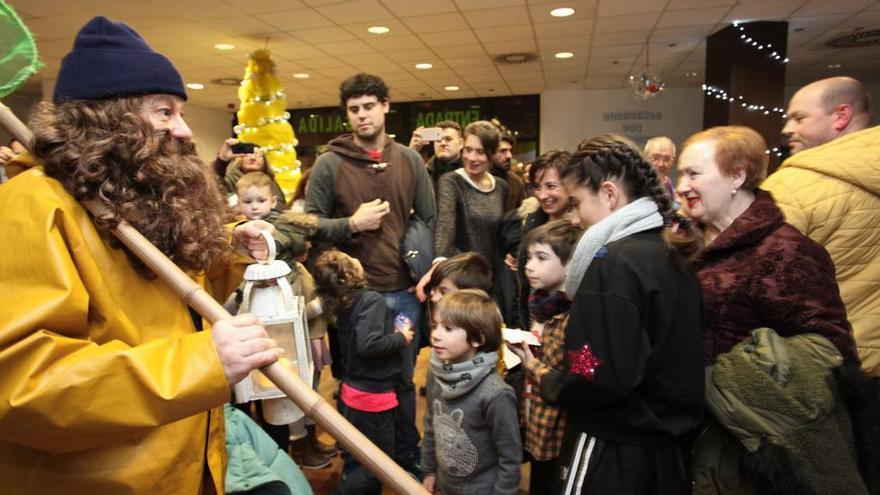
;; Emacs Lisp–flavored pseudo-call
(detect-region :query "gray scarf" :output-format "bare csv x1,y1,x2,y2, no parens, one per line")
429,351,498,400
565,197,663,295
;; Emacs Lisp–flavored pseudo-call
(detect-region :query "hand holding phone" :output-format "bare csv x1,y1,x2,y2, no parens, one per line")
420,127,442,141
231,142,257,154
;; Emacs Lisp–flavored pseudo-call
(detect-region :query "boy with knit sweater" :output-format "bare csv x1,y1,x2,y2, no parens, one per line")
422,289,521,495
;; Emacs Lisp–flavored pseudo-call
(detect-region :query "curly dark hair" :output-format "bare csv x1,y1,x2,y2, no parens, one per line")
30,97,231,277
312,249,367,314
339,73,389,109
562,134,701,259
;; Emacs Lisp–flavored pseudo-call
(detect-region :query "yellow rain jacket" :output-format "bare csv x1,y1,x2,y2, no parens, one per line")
0,159,246,493
762,126,880,376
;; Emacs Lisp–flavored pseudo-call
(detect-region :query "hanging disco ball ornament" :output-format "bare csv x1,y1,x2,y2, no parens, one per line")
629,71,666,100
629,42,666,100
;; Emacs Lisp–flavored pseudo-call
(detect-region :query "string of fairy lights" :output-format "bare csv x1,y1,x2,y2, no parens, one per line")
732,22,789,64
700,23,793,157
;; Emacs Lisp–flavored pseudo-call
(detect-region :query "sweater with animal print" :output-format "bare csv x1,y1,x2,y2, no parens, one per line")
422,351,522,495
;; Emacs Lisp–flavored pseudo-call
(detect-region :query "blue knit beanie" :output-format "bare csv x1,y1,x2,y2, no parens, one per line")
53,16,186,103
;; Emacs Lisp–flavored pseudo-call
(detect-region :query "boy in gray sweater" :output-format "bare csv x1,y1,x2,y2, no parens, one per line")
422,289,521,495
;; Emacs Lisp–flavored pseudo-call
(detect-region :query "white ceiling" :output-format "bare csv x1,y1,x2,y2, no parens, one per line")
12,0,880,110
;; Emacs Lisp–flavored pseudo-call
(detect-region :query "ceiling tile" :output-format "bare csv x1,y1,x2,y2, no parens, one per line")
657,7,729,28
292,26,358,43
456,0,527,10
592,30,650,47
590,44,644,59
724,1,805,22
382,48,440,63
793,0,876,16
366,34,427,51
296,56,355,69
446,55,494,68
651,25,716,42
435,44,491,57
271,44,330,60
466,6,532,27
381,0,459,17
538,36,592,51
476,25,534,43
532,19,594,38
319,39,376,56
595,13,661,32
254,8,334,30
314,0,395,22
597,0,666,17
401,12,469,33
419,30,481,47
223,0,307,13
483,40,539,54
667,0,736,9
200,17,279,37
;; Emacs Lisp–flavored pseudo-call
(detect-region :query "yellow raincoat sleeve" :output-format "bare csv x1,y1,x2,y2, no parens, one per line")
0,169,232,455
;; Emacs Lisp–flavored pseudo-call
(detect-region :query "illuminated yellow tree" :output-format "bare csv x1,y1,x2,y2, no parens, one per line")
234,49,300,197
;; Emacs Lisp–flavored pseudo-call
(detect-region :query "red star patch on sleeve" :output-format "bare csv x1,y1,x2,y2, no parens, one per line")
567,344,603,380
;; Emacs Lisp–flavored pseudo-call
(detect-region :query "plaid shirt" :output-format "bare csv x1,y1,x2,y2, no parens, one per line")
523,312,568,461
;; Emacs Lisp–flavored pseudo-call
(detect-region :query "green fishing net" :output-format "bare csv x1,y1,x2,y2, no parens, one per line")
0,1,41,99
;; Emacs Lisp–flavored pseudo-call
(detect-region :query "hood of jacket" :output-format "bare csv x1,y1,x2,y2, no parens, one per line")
778,125,880,196
326,133,393,163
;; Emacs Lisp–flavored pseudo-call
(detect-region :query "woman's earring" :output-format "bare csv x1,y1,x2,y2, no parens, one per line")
730,187,737,196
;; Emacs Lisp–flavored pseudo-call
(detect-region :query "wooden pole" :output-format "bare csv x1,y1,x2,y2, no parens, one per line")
0,102,428,495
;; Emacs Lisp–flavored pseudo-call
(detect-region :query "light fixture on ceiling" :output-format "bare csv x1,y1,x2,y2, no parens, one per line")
684,71,698,78
211,77,242,86
827,63,842,69
186,83,205,90
551,7,575,17
494,52,538,64
444,85,459,91
293,73,310,79
415,63,433,69
214,43,235,50
555,51,574,59
367,26,390,34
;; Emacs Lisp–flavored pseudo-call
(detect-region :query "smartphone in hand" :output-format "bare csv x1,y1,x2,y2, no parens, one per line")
231,142,257,154
420,127,442,141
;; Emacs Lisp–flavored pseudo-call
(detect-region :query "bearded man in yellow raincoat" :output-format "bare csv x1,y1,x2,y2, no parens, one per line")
0,16,283,494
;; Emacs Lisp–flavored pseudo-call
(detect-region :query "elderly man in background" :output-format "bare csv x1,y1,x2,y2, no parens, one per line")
763,76,880,375
644,136,680,209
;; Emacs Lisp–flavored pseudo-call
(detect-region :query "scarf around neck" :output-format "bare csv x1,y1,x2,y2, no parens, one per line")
565,196,663,295
430,351,498,400
529,290,571,323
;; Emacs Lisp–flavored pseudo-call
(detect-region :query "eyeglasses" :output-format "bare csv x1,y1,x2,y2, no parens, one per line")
649,153,675,163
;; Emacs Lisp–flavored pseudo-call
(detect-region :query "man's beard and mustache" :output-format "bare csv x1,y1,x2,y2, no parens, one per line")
102,132,232,276
35,103,231,277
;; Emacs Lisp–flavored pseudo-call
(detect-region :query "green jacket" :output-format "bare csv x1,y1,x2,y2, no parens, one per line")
695,328,866,495
224,404,313,495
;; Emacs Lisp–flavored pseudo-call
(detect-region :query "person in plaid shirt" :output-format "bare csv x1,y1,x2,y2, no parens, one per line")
509,220,581,494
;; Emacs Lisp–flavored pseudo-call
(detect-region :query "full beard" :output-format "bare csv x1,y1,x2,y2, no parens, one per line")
100,132,232,276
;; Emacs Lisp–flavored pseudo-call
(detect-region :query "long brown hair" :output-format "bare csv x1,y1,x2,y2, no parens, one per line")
31,97,231,277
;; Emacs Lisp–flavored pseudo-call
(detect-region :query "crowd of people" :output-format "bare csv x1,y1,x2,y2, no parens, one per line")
1,14,879,495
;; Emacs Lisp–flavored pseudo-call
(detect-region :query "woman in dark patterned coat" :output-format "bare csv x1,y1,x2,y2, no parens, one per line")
678,126,861,494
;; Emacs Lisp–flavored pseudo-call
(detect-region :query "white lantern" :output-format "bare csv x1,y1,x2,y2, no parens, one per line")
234,231,313,425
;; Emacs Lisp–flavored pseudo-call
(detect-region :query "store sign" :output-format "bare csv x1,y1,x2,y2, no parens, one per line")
415,109,481,128
602,111,664,145
296,114,349,134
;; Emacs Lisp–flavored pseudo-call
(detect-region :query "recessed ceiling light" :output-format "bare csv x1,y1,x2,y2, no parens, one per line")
684,71,699,78
186,83,205,90
214,43,235,50
367,26,390,34
555,51,574,59
293,73,310,79
415,63,433,70
828,63,842,69
550,7,575,17
444,85,460,91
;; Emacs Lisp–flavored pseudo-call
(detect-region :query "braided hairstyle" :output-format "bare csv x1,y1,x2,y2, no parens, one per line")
562,134,702,260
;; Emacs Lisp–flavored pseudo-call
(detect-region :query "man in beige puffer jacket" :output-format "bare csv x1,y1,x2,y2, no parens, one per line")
763,77,880,375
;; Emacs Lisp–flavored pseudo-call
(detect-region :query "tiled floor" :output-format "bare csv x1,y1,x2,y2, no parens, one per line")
302,346,530,494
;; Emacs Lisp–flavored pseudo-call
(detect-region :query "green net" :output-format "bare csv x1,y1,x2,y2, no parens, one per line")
0,1,41,99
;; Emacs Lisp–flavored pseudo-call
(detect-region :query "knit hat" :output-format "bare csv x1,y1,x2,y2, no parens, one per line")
53,16,186,103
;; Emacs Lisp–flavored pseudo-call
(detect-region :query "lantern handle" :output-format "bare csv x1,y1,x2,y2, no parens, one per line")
258,228,277,262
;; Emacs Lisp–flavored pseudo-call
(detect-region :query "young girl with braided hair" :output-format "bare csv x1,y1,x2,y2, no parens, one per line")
509,134,704,495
